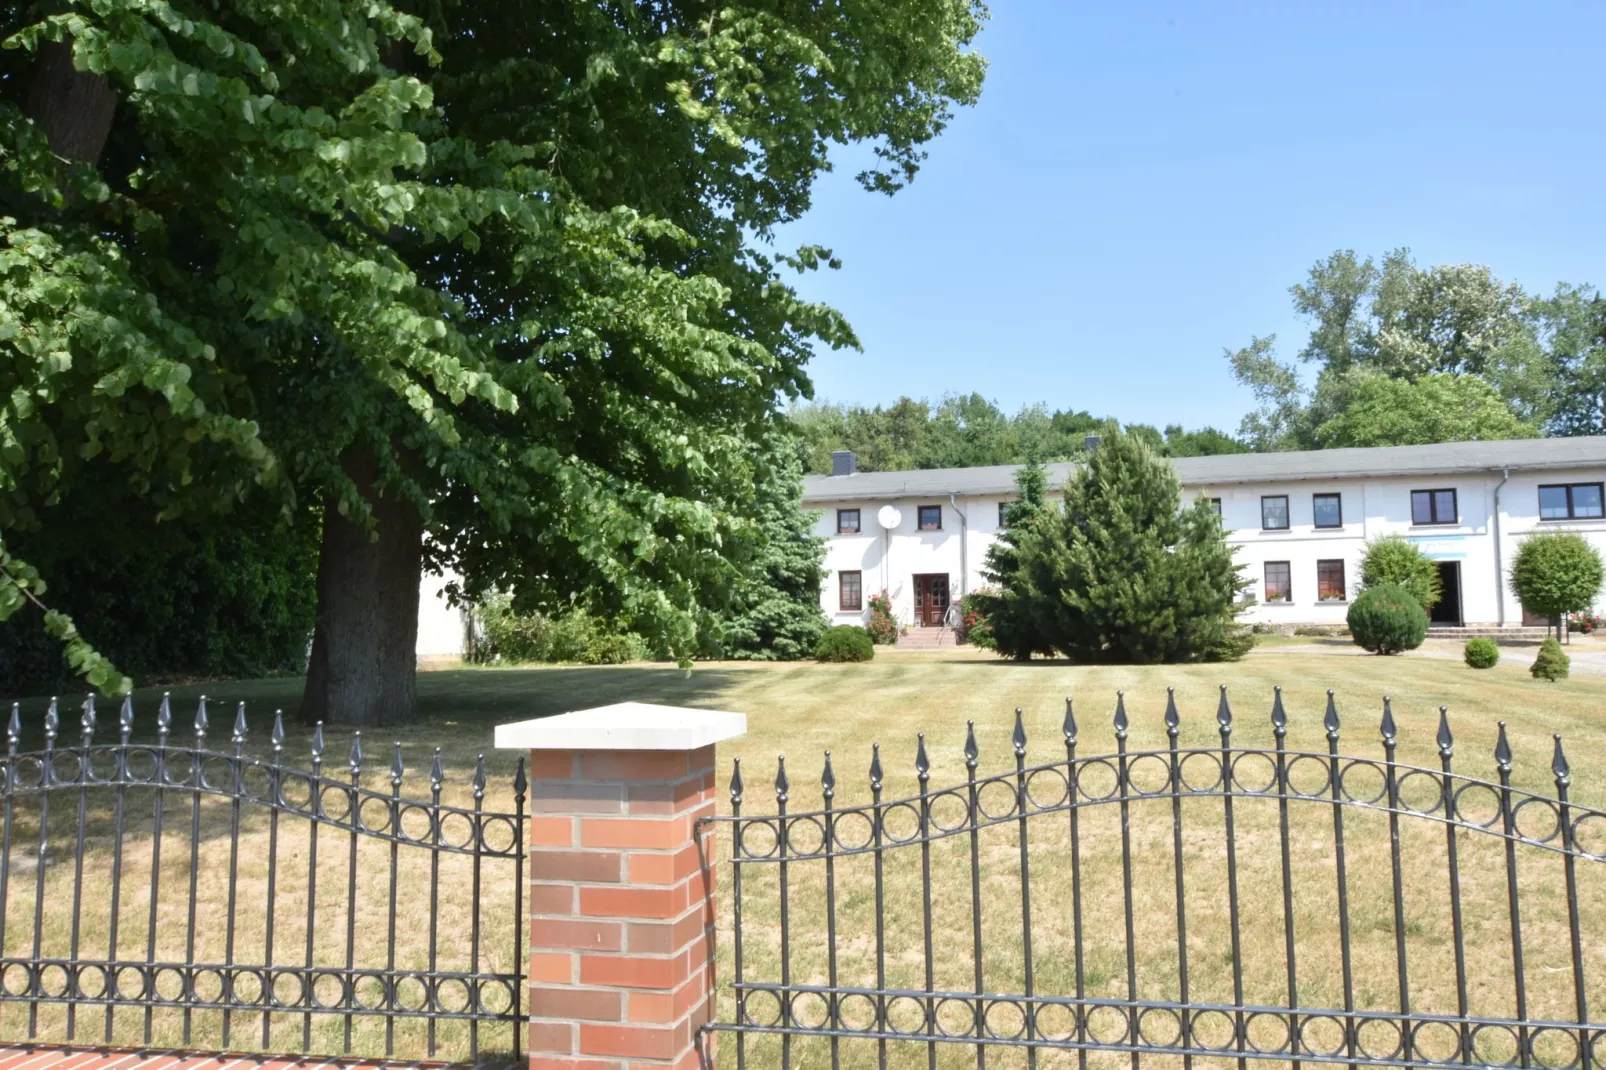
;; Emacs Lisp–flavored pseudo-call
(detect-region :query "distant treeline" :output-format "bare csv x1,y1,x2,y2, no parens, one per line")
790,394,1247,475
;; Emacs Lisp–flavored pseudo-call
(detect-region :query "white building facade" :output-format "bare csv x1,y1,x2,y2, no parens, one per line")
803,437,1606,631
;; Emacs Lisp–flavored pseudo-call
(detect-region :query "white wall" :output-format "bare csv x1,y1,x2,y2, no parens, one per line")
416,571,469,660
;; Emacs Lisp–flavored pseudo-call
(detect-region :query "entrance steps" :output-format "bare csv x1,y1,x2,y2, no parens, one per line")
1427,625,1550,641
895,627,957,650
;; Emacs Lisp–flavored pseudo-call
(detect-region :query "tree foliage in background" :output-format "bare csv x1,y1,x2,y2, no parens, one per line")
470,596,646,666
997,432,1251,663
1509,532,1605,633
792,394,1245,474
977,458,1054,659
1228,248,1603,450
711,432,828,661
0,0,987,717
1358,535,1442,611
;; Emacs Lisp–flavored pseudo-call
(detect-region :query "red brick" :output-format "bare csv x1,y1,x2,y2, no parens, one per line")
625,843,705,886
579,750,688,781
625,776,706,815
532,1018,579,1053
530,1057,622,1070
580,953,680,990
533,849,624,883
581,883,682,920
531,882,578,914
530,815,576,847
581,1022,684,1061
532,916,623,952
528,750,579,779
532,780,626,814
530,950,576,983
531,984,625,1021
582,815,686,851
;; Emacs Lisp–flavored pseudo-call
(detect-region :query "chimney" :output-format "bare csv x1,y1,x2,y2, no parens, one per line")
831,450,857,477
1083,434,1101,455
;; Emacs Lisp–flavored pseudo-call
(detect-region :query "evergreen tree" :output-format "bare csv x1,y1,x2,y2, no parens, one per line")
1011,432,1251,663
978,459,1054,659
715,433,829,660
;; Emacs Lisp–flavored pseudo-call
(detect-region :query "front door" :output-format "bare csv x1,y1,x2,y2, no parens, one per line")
913,574,951,627
1431,561,1463,625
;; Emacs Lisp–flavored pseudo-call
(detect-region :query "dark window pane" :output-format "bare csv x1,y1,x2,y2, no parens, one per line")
918,505,942,530
1208,498,1222,517
1434,490,1456,523
1538,486,1570,519
1261,496,1289,530
1318,559,1346,600
1264,561,1291,601
999,502,1010,527
838,509,860,533
1313,494,1342,528
1574,484,1604,518
1412,491,1433,524
839,571,862,611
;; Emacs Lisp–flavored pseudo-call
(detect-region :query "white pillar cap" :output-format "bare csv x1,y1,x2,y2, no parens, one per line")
494,702,747,752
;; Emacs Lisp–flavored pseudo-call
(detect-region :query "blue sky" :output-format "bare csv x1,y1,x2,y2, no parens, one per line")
770,1,1606,432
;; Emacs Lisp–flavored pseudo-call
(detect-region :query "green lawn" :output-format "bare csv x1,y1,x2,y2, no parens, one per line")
5,641,1603,1067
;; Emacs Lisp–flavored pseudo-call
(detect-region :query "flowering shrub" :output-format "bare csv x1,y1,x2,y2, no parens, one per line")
1568,612,1604,634
959,589,997,648
865,590,899,645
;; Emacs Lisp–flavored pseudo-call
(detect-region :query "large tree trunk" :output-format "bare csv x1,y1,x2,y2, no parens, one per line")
301,452,423,726
27,40,117,165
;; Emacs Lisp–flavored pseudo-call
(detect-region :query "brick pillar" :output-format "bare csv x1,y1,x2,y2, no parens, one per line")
496,702,746,1070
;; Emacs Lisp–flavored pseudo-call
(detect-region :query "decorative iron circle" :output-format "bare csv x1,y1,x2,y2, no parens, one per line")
398,803,435,844
36,963,70,999
319,787,354,826
0,961,32,997
1075,759,1120,802
1410,1019,1464,1063
75,964,109,1001
113,965,147,1002
1512,797,1562,845
977,778,1021,821
885,994,927,1035
153,966,186,1002
239,763,274,803
1033,1002,1077,1042
232,969,265,1007
1286,755,1332,797
478,978,516,1017
1191,1008,1236,1051
1025,768,1070,810
200,754,236,792
1244,1011,1291,1055
393,974,429,1014
278,773,315,813
1529,1025,1580,1069
880,803,923,845
192,968,226,1004
436,977,474,1015
1179,752,1225,793
1355,1017,1403,1061
1396,770,1445,816
1085,1003,1129,1045
742,988,782,1028
1127,754,1172,796
1338,759,1387,806
1573,813,1606,858
435,810,474,850
1298,1014,1348,1058
830,810,876,852
838,992,877,1031
928,790,972,834
311,971,347,1010
11,756,45,791
482,815,519,855
1451,782,1504,829
791,990,830,1030
353,972,389,1011
1137,1005,1183,1048
1231,752,1279,795
983,998,1027,1040
934,996,975,1038
785,815,827,857
358,796,394,836
1470,1022,1522,1067
271,970,305,1009
736,818,779,859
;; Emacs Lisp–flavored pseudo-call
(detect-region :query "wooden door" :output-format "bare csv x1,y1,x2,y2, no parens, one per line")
914,574,951,627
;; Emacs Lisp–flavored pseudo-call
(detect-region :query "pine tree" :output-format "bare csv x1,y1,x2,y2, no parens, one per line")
717,433,829,660
1013,431,1251,662
978,459,1055,659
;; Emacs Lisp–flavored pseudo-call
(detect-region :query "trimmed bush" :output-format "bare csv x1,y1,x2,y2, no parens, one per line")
1359,535,1440,610
1531,636,1570,681
1510,532,1605,633
1346,583,1429,654
1463,637,1499,669
815,625,875,662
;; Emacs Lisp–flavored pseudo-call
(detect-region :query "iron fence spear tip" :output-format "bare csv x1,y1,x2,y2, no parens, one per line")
350,732,364,773
1062,697,1076,742
1013,708,1027,755
82,694,96,741
312,722,325,759
45,697,58,741
869,744,882,791
473,754,486,796
391,742,404,784
774,755,788,801
119,694,133,732
1113,691,1128,736
1436,706,1453,756
964,720,979,766
1164,688,1179,732
430,748,444,789
1323,690,1340,738
1380,697,1397,746
1495,721,1513,771
916,733,930,779
1270,687,1287,731
821,751,835,798
1552,734,1570,785
270,709,284,750
1217,684,1232,733
729,758,743,803
233,702,247,743
512,756,527,797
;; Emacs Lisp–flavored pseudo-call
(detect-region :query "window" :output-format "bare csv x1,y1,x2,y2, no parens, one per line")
837,508,861,534
839,570,863,612
1264,561,1291,602
999,501,1012,528
918,505,942,531
1261,495,1290,531
1313,493,1343,529
1539,483,1605,521
1411,489,1458,525
1317,559,1347,601
1205,498,1222,518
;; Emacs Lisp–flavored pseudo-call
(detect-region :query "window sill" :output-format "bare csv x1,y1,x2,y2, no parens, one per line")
1539,517,1605,523
1409,522,1460,529
1260,527,1291,534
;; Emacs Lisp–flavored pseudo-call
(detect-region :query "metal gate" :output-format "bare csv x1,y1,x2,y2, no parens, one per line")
0,694,526,1064
711,688,1606,1069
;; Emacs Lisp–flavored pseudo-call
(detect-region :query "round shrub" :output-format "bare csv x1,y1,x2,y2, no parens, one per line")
815,625,875,663
1463,637,1499,669
1532,636,1570,681
1346,583,1429,655
1359,535,1440,610
1510,532,1605,625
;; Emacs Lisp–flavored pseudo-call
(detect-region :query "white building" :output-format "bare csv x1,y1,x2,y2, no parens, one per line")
803,437,1606,632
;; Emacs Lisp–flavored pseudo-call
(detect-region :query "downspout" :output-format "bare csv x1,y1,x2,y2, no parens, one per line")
1492,468,1510,627
950,493,969,601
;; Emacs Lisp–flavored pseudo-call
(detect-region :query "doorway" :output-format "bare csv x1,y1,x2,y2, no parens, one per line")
913,573,951,627
1431,561,1463,625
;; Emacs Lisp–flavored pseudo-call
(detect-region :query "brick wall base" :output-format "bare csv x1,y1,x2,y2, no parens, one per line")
0,1046,513,1070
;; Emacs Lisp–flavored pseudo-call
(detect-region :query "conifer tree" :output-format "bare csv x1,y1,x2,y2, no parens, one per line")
978,458,1054,659
1012,431,1251,662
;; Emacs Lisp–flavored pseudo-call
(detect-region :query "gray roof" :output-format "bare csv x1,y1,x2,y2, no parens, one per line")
802,437,1606,503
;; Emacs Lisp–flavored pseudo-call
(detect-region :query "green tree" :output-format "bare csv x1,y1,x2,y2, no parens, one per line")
1358,535,1441,610
1533,283,1606,436
1006,431,1251,663
1315,373,1538,447
977,458,1054,659
1509,532,1605,638
0,1,987,717
1345,583,1428,655
714,432,828,661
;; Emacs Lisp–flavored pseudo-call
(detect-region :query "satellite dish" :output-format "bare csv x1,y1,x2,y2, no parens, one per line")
877,505,902,530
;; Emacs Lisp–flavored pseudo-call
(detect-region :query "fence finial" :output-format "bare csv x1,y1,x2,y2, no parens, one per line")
869,744,883,793
1113,691,1128,739
6,703,18,752
1164,687,1179,736
391,742,405,787
1323,690,1340,741
1062,698,1077,745
430,748,444,791
821,751,835,800
472,753,487,798
194,695,208,740
512,756,528,800
1216,684,1232,736
157,692,172,741
119,694,133,742
81,693,96,745
44,697,58,745
1270,686,1287,735
1495,721,1513,774
774,755,789,804
349,732,364,776
1380,697,1397,748
271,709,285,754
1012,709,1027,757
233,702,248,745
916,733,930,782
311,721,325,761
1552,734,1571,788
1436,706,1453,758
964,720,979,768
729,757,744,807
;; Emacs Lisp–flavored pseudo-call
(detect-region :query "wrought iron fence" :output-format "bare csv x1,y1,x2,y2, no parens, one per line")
711,687,1606,1070
0,693,526,1064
